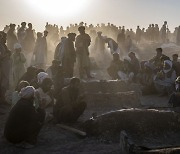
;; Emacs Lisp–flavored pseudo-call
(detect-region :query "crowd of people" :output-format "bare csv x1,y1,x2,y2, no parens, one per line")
1,21,180,148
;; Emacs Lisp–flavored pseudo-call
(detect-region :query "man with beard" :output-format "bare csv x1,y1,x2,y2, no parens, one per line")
54,77,86,123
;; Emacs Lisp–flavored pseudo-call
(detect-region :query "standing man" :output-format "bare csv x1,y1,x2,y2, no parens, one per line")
0,32,11,104
94,31,105,53
62,33,76,78
7,24,18,51
75,26,92,78
11,43,26,88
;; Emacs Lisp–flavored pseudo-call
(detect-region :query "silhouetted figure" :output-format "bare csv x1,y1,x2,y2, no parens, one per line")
136,26,141,43
94,31,105,53
0,31,11,104
17,22,26,48
62,33,76,78
46,60,60,80
172,54,180,76
75,26,92,78
11,43,26,88
54,77,86,123
24,23,35,53
107,53,124,79
7,24,18,51
4,86,45,147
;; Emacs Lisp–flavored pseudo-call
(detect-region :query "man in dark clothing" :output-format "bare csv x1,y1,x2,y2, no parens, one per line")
172,54,180,76
4,86,45,147
54,77,86,123
107,53,124,79
62,33,76,78
117,29,125,51
168,76,180,107
0,31,11,104
18,66,37,85
128,52,140,76
149,48,169,71
7,24,18,51
75,26,92,78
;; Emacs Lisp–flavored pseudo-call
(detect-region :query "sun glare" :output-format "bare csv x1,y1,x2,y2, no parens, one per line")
28,0,90,18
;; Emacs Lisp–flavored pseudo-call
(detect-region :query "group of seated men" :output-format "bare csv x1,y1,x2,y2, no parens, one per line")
107,47,180,96
4,64,86,148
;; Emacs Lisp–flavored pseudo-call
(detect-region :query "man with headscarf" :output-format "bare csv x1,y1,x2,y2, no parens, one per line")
11,43,26,88
35,77,53,109
154,60,177,96
0,31,11,104
75,26,92,78
4,86,45,148
62,33,76,78
54,77,86,123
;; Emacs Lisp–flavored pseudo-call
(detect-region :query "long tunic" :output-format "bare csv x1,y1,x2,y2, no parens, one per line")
75,33,91,68
34,37,47,65
11,52,26,87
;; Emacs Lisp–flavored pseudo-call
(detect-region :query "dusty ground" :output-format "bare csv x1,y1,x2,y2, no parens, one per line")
0,93,171,154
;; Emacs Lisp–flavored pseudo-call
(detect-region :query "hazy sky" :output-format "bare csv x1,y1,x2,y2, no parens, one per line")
0,0,180,31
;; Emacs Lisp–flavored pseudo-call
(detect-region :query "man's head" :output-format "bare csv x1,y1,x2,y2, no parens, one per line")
68,33,76,42
172,54,178,62
70,77,80,90
156,48,163,57
10,24,16,31
113,53,120,61
28,23,32,29
37,32,42,38
14,43,22,52
97,31,102,37
163,60,172,71
27,66,37,76
41,78,53,93
128,52,136,59
78,26,85,34
19,86,35,100
44,30,48,37
0,31,7,44
21,22,26,28
17,81,30,92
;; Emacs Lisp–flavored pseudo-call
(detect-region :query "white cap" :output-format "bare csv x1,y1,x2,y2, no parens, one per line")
19,86,35,99
37,72,49,84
